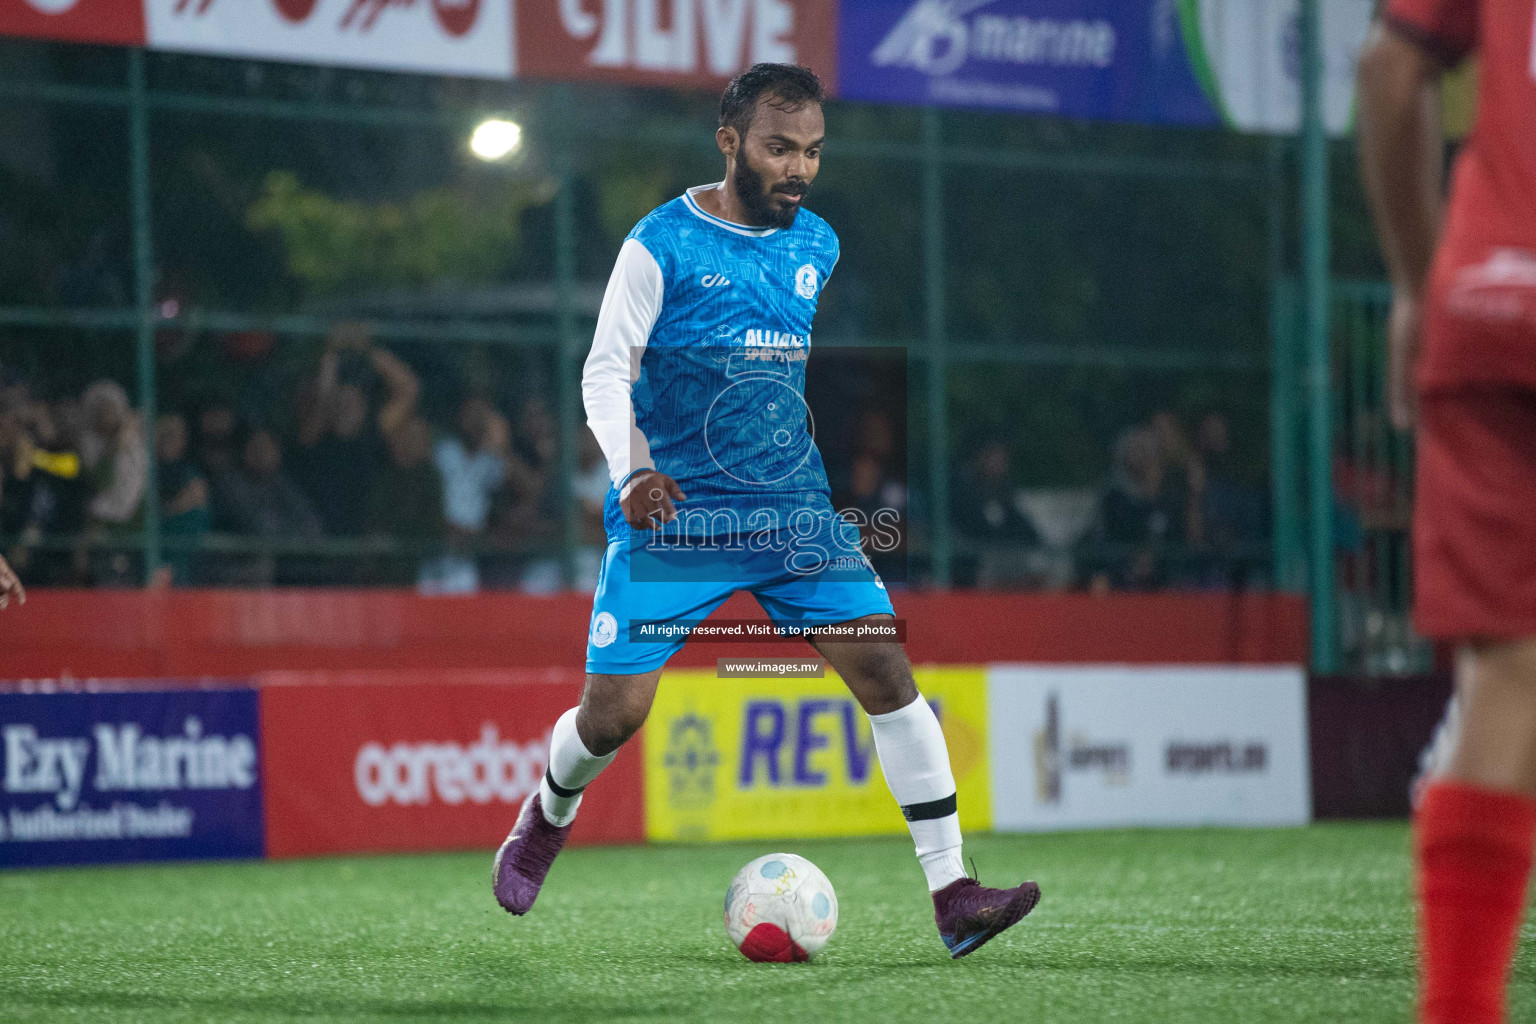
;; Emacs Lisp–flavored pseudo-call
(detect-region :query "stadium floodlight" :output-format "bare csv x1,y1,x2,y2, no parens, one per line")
470,119,522,161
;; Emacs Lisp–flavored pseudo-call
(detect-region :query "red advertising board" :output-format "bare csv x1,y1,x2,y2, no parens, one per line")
515,0,837,92
258,671,644,858
0,0,146,46
0,589,1309,681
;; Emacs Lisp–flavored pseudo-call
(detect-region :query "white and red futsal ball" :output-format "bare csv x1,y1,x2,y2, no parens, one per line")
724,853,839,962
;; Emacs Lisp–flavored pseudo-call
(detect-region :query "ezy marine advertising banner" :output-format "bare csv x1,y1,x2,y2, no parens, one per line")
0,689,265,867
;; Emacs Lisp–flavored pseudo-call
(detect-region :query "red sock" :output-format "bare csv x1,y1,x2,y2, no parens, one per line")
1415,780,1536,1024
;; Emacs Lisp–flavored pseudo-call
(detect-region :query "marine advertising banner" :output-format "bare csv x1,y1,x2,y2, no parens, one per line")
144,0,515,79
987,665,1310,831
258,672,644,858
836,0,1372,134
644,667,990,842
0,689,265,868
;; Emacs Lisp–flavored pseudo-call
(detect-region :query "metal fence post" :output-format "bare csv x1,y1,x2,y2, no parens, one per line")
1267,137,1304,593
1300,0,1337,671
1270,278,1303,593
921,108,951,588
128,48,162,585
553,86,580,588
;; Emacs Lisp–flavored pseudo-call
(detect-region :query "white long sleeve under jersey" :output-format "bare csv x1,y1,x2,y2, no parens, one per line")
581,237,662,490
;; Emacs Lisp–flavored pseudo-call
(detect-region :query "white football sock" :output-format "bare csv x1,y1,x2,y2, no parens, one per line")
539,707,617,827
867,693,967,891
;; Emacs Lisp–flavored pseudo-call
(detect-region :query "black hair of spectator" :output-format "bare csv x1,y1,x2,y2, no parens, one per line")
958,427,1008,457
232,420,278,452
719,64,824,136
188,388,238,420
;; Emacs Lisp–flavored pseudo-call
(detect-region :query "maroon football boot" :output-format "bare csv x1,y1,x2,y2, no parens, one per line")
932,876,1041,958
492,792,571,916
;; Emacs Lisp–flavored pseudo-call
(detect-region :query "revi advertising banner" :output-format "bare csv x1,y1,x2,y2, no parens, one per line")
987,665,1311,831
644,667,992,842
835,0,1373,134
0,689,265,868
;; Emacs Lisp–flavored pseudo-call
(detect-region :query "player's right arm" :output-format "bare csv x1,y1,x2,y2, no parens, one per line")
582,237,686,530
0,553,24,610
1356,1,1472,430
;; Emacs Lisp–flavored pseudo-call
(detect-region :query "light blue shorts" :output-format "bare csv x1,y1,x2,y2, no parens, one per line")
584,515,895,675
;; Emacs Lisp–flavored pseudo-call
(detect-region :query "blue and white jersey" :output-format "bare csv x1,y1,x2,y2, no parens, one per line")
582,184,841,542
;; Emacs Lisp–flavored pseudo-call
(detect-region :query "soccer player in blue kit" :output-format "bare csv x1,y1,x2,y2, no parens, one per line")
493,63,1040,958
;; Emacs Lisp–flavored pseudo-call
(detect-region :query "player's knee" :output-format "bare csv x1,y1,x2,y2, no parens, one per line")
577,695,650,757
861,677,919,716
844,646,918,716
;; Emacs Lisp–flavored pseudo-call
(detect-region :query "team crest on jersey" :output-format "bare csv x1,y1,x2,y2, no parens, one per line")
794,264,818,299
590,611,618,648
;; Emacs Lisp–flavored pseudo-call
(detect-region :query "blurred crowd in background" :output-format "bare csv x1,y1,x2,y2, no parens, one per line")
951,409,1268,592
1,321,1273,594
0,324,609,592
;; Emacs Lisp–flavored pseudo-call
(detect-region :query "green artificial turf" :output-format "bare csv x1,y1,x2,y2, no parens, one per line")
0,823,1526,1023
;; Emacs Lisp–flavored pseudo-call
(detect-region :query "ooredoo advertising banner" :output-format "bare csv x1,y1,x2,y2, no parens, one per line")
257,672,644,858
144,0,514,79
987,665,1310,831
0,689,264,868
0,0,145,47
515,0,838,90
836,0,1372,134
643,667,990,842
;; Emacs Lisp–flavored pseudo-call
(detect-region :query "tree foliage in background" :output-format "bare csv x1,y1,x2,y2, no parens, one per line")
591,161,676,252
246,171,555,296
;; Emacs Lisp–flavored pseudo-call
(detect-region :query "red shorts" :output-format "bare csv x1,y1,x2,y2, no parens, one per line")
1414,387,1536,641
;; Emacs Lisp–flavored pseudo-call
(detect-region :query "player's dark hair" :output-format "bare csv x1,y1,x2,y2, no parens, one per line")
719,63,824,136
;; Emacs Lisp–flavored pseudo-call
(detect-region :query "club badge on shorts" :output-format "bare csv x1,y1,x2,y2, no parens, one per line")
590,611,618,648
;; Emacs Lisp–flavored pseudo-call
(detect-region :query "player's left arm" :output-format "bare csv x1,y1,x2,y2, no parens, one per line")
0,552,25,610
583,237,688,530
1356,10,1461,429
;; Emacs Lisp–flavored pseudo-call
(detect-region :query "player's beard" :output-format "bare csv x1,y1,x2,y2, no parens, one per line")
732,155,807,229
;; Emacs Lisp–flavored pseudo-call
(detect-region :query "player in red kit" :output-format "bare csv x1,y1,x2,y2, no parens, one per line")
1358,2,1536,1022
